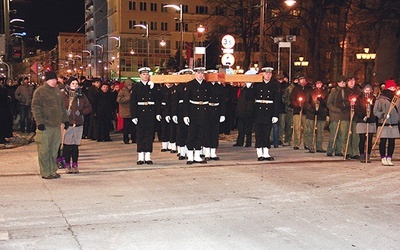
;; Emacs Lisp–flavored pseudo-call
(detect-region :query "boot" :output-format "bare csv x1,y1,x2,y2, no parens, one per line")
381,157,389,166
187,150,194,164
56,157,65,169
194,150,206,163
137,152,145,165
263,147,274,161
257,148,263,161
203,147,210,161
360,154,366,163
210,148,219,160
161,142,169,152
65,163,72,174
386,157,394,166
71,162,79,174
145,152,153,164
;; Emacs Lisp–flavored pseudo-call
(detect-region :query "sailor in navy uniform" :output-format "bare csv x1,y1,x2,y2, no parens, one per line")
183,67,211,164
203,69,226,160
130,67,161,164
171,69,193,160
247,67,280,161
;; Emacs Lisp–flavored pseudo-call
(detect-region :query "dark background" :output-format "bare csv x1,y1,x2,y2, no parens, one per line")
10,0,85,50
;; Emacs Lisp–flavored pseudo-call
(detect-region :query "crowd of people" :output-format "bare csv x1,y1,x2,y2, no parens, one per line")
0,67,398,179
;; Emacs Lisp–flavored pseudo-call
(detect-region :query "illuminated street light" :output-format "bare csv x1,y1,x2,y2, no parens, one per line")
164,4,184,69
134,24,150,67
109,36,121,81
356,47,376,83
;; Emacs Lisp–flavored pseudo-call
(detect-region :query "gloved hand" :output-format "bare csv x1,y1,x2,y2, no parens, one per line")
219,116,225,123
165,116,171,123
156,115,162,121
132,118,138,125
172,115,178,124
37,124,46,131
386,114,391,120
245,82,252,88
75,110,80,116
148,81,154,89
363,116,368,122
272,117,278,123
64,122,70,130
183,117,190,126
66,110,71,116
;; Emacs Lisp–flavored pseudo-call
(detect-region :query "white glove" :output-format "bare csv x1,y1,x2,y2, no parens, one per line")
148,81,154,89
172,115,178,124
219,116,225,123
183,117,190,126
75,110,80,116
156,115,162,121
272,117,278,123
386,114,391,120
132,118,138,125
165,116,171,123
66,110,71,116
246,82,252,88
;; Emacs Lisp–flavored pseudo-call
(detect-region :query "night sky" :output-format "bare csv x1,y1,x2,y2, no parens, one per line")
10,0,85,50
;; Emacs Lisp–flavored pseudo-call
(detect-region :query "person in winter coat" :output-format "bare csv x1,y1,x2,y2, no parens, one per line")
355,84,376,163
61,77,92,173
373,79,400,166
117,78,136,144
93,82,117,142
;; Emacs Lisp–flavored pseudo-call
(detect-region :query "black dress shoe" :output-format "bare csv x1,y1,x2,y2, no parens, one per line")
336,153,344,157
258,157,264,161
210,157,220,161
264,157,274,161
161,149,168,152
187,161,194,165
52,173,61,178
204,157,210,161
137,161,144,165
145,160,153,164
245,144,251,147
317,149,327,153
293,147,299,150
42,175,53,179
327,153,333,156
233,144,242,147
170,150,178,154
178,156,186,160
350,155,360,160
123,141,129,144
308,150,315,153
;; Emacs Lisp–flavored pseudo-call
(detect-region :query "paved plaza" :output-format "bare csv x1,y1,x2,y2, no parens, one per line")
1,132,399,249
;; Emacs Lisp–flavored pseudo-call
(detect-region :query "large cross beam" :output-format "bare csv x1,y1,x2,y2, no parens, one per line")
150,73,262,84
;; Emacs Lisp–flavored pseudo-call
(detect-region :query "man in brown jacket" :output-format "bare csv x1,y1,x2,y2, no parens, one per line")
117,78,136,144
31,71,69,179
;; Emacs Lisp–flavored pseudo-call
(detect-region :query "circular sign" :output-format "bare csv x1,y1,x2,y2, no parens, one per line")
221,53,235,66
221,35,235,49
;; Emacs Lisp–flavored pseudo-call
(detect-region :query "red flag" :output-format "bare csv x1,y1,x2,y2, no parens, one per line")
30,62,38,74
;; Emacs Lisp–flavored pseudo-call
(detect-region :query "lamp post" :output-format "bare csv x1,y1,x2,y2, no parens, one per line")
164,4,184,70
294,56,309,75
94,44,104,77
134,24,150,67
259,0,296,69
82,50,92,77
196,24,206,67
356,47,376,83
109,36,121,81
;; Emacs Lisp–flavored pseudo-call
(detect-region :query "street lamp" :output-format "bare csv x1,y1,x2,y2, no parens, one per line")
164,4,184,70
109,36,121,81
294,56,309,74
134,24,150,67
94,44,104,77
356,47,376,83
196,24,206,67
82,50,92,77
259,0,296,69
